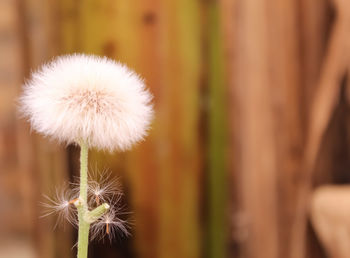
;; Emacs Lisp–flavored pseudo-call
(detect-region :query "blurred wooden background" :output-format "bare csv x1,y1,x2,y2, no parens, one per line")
1,0,348,258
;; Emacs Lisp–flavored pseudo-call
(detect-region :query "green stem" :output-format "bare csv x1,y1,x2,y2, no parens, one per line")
77,218,90,258
77,142,90,258
84,203,110,223
79,142,88,203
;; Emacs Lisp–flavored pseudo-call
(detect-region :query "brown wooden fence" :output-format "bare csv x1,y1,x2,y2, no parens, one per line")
0,0,344,258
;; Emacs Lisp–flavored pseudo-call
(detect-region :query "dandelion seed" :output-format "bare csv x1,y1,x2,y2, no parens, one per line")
40,186,78,228
90,194,130,242
91,208,130,242
87,168,122,207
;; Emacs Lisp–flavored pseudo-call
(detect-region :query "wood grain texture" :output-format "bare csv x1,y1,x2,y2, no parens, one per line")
18,0,73,257
0,0,72,258
155,1,202,257
1,0,343,257
293,0,348,257
207,1,227,258
225,1,279,257
220,0,330,257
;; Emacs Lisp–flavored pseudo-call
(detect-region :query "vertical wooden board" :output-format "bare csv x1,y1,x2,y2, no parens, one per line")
60,0,80,53
0,3,39,258
22,0,74,257
115,0,163,257
23,0,59,62
264,1,303,258
296,1,331,258
176,0,202,256
124,0,165,257
35,140,72,258
75,0,140,64
0,0,32,239
299,0,331,113
207,1,227,258
218,1,237,257
156,0,202,258
222,0,280,257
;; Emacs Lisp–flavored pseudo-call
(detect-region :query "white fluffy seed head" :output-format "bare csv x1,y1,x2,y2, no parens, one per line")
20,54,154,151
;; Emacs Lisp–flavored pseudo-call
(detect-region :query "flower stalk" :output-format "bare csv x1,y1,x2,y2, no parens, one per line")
76,142,90,258
79,141,89,205
76,142,109,258
19,54,153,257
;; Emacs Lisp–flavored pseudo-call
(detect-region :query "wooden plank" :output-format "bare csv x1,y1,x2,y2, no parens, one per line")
20,0,73,257
0,0,31,237
207,1,227,258
123,1,161,257
220,0,307,257
225,0,280,257
155,1,202,257
265,1,303,258
293,1,336,257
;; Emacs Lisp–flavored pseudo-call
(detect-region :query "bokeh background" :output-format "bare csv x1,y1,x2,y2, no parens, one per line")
1,0,349,257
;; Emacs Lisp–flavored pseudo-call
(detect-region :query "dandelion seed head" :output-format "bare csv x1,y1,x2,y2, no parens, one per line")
20,54,154,152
